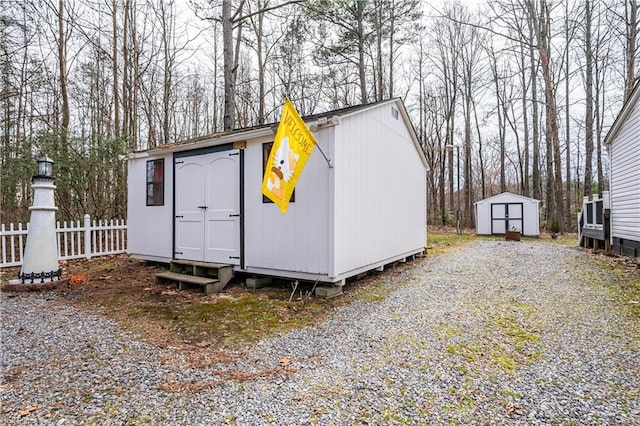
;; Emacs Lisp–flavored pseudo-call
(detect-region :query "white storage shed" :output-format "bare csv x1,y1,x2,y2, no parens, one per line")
126,98,428,285
475,192,540,236
603,81,640,257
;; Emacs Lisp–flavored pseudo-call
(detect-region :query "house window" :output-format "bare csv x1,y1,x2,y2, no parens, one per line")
262,142,294,203
391,106,399,120
146,159,164,206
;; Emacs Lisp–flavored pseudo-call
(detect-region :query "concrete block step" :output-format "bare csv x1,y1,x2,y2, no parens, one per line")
156,271,225,295
246,276,272,289
315,285,343,299
169,260,234,288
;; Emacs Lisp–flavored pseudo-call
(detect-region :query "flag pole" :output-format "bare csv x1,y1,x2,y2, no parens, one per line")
314,143,333,168
281,95,333,168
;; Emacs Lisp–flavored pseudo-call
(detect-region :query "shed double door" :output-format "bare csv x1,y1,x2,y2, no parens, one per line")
491,203,523,234
174,150,240,265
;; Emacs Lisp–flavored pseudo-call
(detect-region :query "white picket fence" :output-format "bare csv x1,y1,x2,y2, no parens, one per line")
1,214,127,268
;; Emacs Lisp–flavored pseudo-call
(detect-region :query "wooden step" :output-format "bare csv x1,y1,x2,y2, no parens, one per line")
170,259,230,269
169,260,234,287
156,271,225,295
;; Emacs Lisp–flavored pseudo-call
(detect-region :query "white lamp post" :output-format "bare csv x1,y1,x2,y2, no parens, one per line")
18,156,61,283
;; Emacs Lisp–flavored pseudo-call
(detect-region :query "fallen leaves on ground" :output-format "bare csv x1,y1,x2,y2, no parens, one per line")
19,406,37,417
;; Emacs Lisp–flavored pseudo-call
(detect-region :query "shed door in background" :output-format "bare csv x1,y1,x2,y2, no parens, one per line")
491,203,523,234
174,150,240,265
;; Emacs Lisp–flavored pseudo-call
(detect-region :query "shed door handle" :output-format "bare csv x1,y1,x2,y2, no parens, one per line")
198,206,208,209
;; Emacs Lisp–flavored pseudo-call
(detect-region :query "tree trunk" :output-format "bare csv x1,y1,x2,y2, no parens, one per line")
539,40,566,232
464,95,473,227
222,0,235,130
440,151,446,226
58,0,71,218
161,0,172,145
565,0,572,225
529,16,541,202
491,50,506,193
389,7,394,98
357,0,368,104
625,0,638,100
595,57,604,193
473,98,486,200
519,42,530,197
256,2,265,125
584,0,594,198
112,0,120,139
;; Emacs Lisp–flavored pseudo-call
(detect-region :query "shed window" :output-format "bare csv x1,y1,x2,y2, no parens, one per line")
146,159,164,206
262,142,294,203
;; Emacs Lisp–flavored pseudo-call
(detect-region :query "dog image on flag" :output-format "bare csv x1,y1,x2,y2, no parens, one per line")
266,136,299,201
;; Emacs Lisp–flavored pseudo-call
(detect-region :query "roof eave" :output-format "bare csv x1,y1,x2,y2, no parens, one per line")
128,126,275,158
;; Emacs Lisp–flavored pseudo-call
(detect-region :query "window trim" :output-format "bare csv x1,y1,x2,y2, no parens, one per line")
146,158,164,206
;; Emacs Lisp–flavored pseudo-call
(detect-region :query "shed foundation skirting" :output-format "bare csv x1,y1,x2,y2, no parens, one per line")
242,248,425,286
612,237,640,258
129,253,172,263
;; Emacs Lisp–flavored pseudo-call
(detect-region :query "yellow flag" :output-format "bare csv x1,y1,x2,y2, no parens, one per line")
262,99,317,213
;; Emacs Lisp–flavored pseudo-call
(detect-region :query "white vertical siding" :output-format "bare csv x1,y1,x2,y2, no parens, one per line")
127,153,174,261
475,202,492,235
522,201,540,236
332,102,427,277
243,133,332,275
610,100,640,242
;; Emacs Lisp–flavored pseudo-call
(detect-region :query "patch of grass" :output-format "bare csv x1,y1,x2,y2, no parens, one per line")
426,230,482,254
442,302,542,374
445,343,479,362
499,389,523,399
589,256,640,321
426,229,577,255
434,323,462,339
536,232,578,247
490,352,516,372
489,314,540,351
132,290,326,346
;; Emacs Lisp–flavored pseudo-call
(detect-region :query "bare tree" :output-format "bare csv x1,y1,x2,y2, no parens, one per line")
624,0,639,99
583,0,594,198
458,5,485,227
307,0,374,105
487,42,507,194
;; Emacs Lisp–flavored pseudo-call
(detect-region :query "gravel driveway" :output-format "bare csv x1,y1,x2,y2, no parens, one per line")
2,240,639,425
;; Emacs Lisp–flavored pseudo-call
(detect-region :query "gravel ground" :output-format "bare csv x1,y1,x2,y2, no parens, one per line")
1,240,639,425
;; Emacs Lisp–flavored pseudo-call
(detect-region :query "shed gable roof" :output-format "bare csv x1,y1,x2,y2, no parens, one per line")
474,191,541,205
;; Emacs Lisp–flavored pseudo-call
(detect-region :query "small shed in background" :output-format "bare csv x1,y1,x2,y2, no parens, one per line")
475,192,540,237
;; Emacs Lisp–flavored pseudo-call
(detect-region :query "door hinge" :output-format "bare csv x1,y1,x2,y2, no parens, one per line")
175,161,184,164
229,152,240,156
198,206,208,210
175,251,183,255
229,256,240,259
229,214,240,217
175,215,184,218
